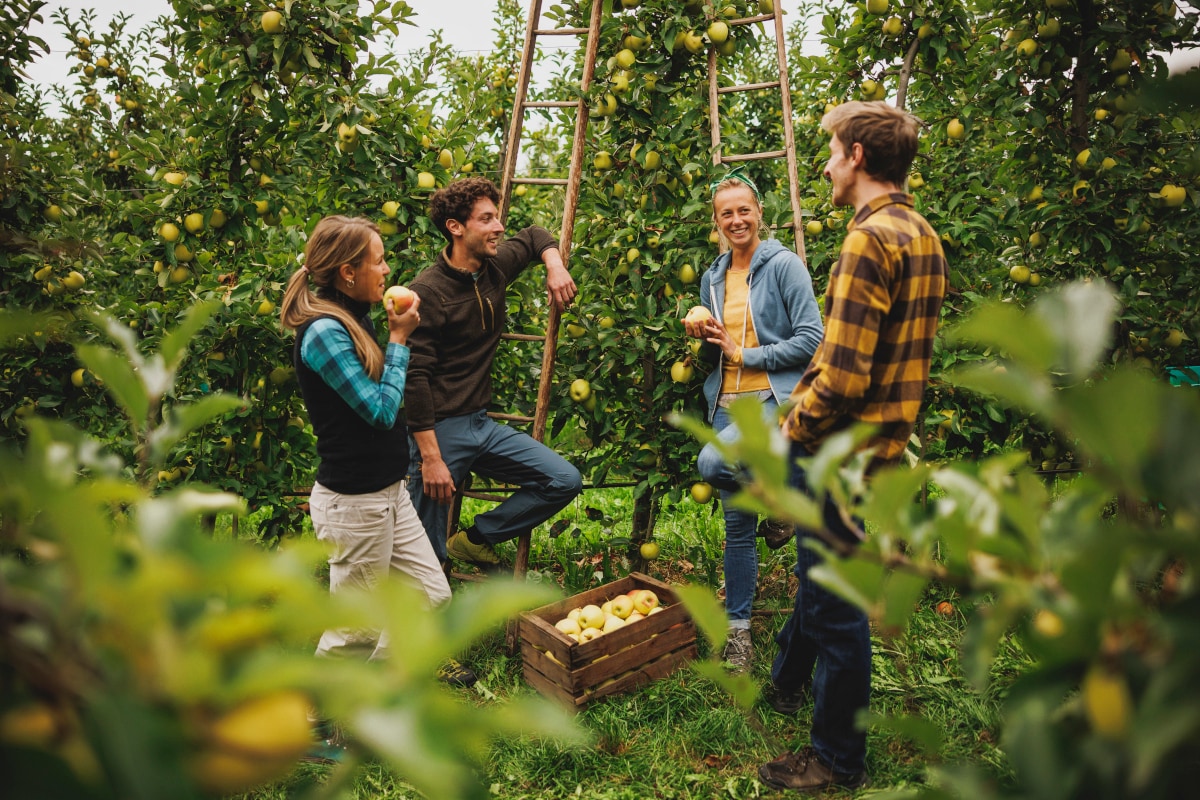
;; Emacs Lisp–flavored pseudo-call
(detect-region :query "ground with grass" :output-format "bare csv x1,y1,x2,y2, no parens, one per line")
242,489,1026,799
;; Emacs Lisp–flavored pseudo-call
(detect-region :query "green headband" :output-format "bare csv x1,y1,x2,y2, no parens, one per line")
710,165,761,201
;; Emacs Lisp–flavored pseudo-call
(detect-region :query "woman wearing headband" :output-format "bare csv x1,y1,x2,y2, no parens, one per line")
683,168,824,674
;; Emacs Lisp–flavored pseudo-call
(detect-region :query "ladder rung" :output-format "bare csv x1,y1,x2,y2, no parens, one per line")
488,412,535,424
534,27,588,35
718,80,781,95
500,332,547,342
729,14,776,26
720,150,788,163
513,177,569,186
525,100,578,109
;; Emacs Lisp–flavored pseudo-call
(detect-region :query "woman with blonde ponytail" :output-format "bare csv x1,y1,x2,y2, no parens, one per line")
281,215,475,687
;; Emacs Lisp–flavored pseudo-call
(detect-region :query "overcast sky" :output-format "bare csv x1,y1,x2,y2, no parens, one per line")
22,1,1198,102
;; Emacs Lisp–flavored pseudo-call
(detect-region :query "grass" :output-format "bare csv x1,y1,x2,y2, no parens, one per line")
233,488,1024,799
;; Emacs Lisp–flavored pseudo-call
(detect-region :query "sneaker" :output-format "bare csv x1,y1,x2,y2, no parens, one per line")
758,746,868,793
437,658,478,688
757,518,795,550
722,628,753,674
446,530,503,569
764,682,807,715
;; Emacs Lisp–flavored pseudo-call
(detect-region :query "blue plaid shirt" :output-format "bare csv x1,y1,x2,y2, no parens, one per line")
300,318,409,429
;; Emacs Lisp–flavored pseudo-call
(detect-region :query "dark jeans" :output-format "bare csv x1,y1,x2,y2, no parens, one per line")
408,410,582,562
771,441,871,774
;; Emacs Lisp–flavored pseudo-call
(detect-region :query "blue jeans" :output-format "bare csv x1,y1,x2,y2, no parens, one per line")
771,441,871,774
696,399,779,624
408,410,582,562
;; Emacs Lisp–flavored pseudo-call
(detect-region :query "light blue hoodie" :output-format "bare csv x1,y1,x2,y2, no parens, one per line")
697,238,824,422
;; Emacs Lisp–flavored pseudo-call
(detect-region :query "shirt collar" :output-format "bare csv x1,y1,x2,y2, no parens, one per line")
848,192,914,231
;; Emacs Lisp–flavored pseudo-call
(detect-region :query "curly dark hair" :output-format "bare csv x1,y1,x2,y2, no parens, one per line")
429,177,501,245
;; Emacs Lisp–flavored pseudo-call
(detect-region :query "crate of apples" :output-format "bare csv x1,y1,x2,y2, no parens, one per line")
518,573,697,708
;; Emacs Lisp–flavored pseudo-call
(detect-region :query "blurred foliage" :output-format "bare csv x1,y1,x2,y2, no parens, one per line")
678,280,1200,799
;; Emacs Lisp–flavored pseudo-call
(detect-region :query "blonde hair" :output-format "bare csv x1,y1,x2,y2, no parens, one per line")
710,178,769,250
280,216,386,380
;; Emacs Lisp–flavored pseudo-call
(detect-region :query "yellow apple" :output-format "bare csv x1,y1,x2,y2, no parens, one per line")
947,118,965,140
670,360,694,383
643,150,661,169
174,243,194,262
1016,38,1039,57
554,617,582,637
639,541,660,560
707,21,730,44
594,151,613,170
631,589,660,615
256,299,276,316
1160,183,1187,207
565,322,586,339
805,219,823,236
260,10,284,34
62,270,86,290
683,305,713,325
866,0,888,14
382,200,400,218
578,627,602,642
615,48,636,69
882,16,903,36
1028,231,1046,248
169,266,190,284
163,170,187,186
158,222,181,242
609,594,634,619
683,31,705,54
417,171,436,190
184,212,205,234
690,481,713,503
384,285,415,313
71,368,87,388
1009,264,1031,284
569,378,592,403
44,204,63,222
679,263,697,284
1075,148,1091,169
578,604,606,630
210,208,227,228
602,614,627,633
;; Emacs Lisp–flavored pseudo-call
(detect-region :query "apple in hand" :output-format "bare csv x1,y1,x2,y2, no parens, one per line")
384,285,416,313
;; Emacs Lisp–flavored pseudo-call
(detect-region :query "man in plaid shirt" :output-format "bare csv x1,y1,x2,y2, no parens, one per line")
759,101,948,793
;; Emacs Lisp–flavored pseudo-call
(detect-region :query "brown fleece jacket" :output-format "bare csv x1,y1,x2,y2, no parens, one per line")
405,226,558,431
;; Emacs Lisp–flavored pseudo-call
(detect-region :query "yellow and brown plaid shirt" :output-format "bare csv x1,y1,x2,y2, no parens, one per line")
785,192,947,466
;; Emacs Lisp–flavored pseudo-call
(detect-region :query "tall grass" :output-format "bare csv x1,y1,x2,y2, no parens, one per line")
240,487,1023,798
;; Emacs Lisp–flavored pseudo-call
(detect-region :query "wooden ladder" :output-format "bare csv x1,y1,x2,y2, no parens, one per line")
445,0,605,585
706,4,807,261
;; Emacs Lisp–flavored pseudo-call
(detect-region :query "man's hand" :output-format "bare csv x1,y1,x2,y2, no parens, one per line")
412,430,456,504
543,248,576,310
420,457,456,504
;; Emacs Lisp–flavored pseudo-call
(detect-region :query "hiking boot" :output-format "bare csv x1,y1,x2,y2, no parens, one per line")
757,518,795,550
722,627,753,674
764,682,807,716
446,530,503,570
437,658,478,688
758,746,868,793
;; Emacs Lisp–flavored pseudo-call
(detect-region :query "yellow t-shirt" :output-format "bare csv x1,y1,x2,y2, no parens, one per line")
721,269,771,394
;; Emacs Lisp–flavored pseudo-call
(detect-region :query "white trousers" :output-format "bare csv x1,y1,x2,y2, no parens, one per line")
310,479,450,660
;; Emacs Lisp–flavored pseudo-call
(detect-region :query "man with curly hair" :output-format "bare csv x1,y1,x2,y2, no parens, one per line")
405,177,582,572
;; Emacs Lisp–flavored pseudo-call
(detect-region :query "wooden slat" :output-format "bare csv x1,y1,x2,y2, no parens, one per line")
525,100,578,108
720,149,788,162
717,80,781,94
500,332,547,341
534,27,588,35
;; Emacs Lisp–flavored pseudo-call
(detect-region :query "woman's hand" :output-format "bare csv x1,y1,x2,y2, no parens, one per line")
386,292,421,345
703,318,739,361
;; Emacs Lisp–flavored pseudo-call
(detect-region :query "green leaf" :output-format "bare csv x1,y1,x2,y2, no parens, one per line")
673,582,727,654
76,343,149,432
147,393,245,464
159,300,222,375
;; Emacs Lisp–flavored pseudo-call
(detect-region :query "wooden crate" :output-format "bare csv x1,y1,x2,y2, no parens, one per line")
518,572,698,708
